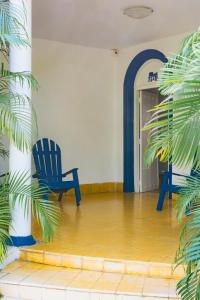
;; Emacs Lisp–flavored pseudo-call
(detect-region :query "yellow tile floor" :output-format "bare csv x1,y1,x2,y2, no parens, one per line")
0,260,178,299
30,192,180,263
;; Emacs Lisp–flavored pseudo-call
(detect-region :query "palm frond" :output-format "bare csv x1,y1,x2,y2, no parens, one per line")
0,172,59,260
143,28,200,170
0,139,8,158
144,88,200,168
0,0,29,50
0,93,37,151
170,174,200,299
31,193,60,242
159,28,200,95
0,63,39,92
177,271,200,300
8,172,60,242
176,175,200,222
0,177,11,262
144,27,200,300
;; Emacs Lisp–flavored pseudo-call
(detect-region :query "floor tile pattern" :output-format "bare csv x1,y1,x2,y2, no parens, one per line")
30,192,180,263
0,261,179,300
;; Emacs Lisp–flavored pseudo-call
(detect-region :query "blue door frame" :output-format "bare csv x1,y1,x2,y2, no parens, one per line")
123,49,168,193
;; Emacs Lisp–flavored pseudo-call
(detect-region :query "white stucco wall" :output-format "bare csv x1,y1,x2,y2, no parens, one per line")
32,39,116,184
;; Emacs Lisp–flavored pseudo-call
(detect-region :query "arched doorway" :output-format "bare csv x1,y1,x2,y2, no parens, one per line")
123,49,168,193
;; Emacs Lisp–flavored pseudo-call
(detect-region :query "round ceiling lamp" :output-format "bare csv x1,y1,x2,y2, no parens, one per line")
123,6,154,19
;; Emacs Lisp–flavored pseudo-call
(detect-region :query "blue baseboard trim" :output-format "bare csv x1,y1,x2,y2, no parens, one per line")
7,235,36,247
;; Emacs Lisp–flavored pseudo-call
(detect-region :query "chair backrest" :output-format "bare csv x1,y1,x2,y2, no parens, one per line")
32,138,62,183
168,161,199,187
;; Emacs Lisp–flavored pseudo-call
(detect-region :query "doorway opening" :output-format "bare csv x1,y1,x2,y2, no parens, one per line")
136,87,168,193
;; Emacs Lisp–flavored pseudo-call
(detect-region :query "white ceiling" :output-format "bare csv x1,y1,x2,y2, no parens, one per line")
33,0,200,49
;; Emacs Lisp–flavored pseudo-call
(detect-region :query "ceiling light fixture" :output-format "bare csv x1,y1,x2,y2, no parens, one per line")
123,6,154,19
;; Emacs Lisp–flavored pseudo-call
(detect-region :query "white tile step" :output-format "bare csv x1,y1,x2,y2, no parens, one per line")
0,261,179,300
20,249,184,279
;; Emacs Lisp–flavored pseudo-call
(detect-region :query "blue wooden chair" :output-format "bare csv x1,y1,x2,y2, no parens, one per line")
157,164,197,211
157,165,182,211
32,138,81,206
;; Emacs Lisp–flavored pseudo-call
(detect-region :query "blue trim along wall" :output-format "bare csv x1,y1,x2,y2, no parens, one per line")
123,49,168,193
7,235,36,247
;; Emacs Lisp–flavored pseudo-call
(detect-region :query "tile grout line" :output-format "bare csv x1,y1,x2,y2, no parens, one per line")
62,269,83,291
89,270,104,293
114,272,124,295
18,267,61,288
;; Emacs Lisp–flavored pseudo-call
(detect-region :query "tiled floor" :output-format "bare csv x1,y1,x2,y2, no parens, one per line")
30,192,180,263
0,260,179,299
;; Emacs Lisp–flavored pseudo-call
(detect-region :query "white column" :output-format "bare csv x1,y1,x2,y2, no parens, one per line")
9,0,35,246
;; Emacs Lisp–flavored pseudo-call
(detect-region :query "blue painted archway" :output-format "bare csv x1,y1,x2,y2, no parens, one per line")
123,49,168,193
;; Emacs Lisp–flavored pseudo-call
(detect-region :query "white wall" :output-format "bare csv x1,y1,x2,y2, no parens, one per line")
114,32,191,184
32,39,116,184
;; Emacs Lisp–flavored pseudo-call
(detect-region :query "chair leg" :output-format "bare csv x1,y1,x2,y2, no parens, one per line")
72,169,81,206
168,164,173,200
157,172,168,211
75,185,81,206
157,189,166,211
58,192,63,202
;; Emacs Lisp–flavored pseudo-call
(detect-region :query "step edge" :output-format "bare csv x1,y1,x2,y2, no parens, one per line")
19,248,185,279
0,281,177,299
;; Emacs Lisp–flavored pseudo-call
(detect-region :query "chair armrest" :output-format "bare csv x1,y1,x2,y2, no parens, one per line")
161,171,188,178
62,168,78,177
172,172,188,178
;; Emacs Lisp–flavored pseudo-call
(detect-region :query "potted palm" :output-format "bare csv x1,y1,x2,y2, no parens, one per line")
144,28,200,299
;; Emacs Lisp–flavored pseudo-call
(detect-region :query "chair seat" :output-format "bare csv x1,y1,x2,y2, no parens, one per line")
157,161,200,211
48,180,75,192
169,185,181,193
157,169,190,211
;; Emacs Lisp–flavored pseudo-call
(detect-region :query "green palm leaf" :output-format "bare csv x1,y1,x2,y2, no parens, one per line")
159,29,200,95
144,28,200,170
177,272,200,300
0,63,39,92
8,172,60,243
174,175,200,299
0,139,8,158
0,93,37,151
0,178,10,262
0,0,29,51
144,88,200,169
0,172,59,261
